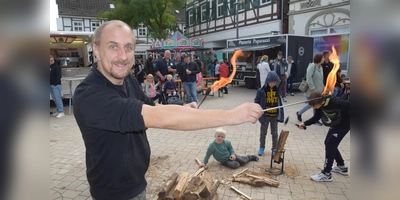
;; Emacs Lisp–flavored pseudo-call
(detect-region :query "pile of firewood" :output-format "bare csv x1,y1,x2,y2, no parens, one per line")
231,168,280,187
157,167,220,200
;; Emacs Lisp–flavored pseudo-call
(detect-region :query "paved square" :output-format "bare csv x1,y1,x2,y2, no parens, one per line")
50,84,350,200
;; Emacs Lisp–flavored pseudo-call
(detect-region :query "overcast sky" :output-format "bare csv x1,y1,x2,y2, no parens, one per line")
50,0,58,31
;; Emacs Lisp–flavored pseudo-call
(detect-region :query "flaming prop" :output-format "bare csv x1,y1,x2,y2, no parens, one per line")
197,50,244,108
322,45,340,95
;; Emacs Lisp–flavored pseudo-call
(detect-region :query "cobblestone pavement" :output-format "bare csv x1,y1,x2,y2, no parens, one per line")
50,84,350,200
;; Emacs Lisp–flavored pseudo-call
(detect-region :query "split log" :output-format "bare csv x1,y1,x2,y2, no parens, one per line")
232,177,265,187
273,130,289,163
232,168,248,178
182,176,202,200
209,180,220,199
230,186,253,200
245,173,280,187
173,172,190,199
246,171,271,179
157,172,179,199
189,167,205,180
199,171,213,198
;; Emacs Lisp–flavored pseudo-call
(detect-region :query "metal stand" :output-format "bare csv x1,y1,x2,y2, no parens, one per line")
268,149,285,175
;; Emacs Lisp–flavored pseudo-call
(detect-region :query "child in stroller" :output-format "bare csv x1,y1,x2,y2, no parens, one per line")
162,74,183,105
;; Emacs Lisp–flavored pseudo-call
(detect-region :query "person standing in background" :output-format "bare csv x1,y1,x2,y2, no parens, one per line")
286,56,297,96
50,55,64,118
273,51,288,102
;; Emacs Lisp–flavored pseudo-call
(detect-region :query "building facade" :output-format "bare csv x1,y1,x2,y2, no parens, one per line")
55,0,152,59
185,0,288,50
288,0,350,72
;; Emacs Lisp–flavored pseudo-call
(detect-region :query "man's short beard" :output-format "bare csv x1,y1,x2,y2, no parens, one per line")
110,69,130,80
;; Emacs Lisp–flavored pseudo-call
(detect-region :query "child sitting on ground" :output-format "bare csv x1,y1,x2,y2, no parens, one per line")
162,74,177,96
199,128,259,169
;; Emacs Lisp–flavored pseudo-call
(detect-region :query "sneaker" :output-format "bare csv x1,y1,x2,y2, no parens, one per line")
296,111,302,122
290,93,294,96
271,148,276,156
248,155,259,161
52,112,58,116
258,148,264,156
332,165,349,175
315,121,323,126
310,171,333,182
56,113,65,118
283,97,287,102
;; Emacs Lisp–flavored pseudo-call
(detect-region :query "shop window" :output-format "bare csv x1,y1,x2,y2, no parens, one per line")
310,29,328,36
73,21,83,32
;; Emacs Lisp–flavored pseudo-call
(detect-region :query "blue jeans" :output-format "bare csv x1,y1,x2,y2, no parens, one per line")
286,76,294,94
208,69,214,77
299,96,314,115
334,87,342,97
184,81,198,104
50,85,64,113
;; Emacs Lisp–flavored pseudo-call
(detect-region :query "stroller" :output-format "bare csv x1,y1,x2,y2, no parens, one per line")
160,80,184,105
162,90,184,105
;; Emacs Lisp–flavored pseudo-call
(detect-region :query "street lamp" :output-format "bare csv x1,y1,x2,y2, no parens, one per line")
234,1,242,39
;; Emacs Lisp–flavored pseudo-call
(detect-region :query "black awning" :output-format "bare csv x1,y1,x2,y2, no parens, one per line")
215,43,281,53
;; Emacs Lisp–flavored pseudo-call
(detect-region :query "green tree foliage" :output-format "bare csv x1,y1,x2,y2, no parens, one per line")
99,0,186,39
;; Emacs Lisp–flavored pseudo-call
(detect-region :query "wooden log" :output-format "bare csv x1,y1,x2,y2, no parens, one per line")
230,186,253,200
182,191,200,200
232,168,248,178
273,130,289,163
246,171,271,179
232,177,265,187
195,157,208,169
209,180,220,199
157,172,179,199
173,171,190,199
245,173,280,187
189,167,205,180
199,171,213,198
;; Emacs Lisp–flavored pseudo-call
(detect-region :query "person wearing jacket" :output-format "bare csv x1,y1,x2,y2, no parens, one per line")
218,59,229,94
73,20,263,200
178,54,200,104
50,55,64,118
286,56,297,96
298,91,350,182
254,71,285,156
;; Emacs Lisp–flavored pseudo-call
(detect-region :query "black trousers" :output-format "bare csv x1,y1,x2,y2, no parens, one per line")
323,125,350,173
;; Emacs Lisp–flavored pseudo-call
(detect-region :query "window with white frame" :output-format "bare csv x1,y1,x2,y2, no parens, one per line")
138,23,147,36
260,0,271,5
217,0,224,18
201,4,207,22
235,0,244,11
91,21,100,31
309,26,350,36
73,21,83,32
189,10,194,26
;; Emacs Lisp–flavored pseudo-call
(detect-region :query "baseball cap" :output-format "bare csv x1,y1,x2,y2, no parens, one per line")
277,51,283,55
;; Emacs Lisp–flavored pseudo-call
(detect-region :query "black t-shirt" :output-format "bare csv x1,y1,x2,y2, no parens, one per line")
73,63,155,200
264,85,279,117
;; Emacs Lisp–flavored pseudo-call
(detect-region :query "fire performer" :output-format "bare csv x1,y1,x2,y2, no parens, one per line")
73,20,263,200
297,90,350,182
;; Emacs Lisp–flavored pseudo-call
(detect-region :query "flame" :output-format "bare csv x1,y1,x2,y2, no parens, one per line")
210,50,244,93
322,46,340,95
